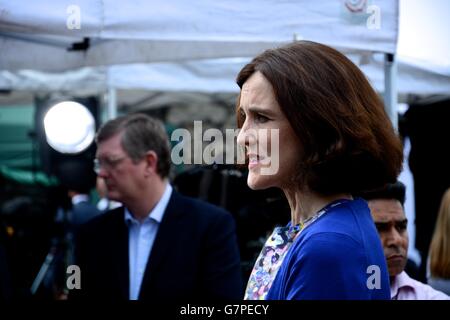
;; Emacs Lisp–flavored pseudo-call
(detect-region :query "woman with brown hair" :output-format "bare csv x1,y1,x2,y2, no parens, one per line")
428,188,450,295
236,40,403,299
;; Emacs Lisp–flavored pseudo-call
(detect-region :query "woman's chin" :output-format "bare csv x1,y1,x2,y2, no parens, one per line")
247,176,272,190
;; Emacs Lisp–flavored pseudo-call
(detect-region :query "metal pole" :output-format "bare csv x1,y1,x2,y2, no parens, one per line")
107,87,117,120
384,53,398,132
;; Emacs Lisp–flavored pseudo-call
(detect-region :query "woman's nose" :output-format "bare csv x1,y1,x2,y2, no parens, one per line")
237,119,258,148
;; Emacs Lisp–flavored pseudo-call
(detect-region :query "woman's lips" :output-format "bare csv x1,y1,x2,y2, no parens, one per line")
248,154,264,169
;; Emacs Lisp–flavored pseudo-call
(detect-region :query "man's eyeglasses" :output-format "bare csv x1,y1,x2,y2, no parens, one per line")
93,155,128,174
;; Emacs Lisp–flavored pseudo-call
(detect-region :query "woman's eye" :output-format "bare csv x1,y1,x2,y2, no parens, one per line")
255,114,269,123
239,109,246,120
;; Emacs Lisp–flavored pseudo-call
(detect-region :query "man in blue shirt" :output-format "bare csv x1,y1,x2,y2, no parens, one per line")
73,113,242,301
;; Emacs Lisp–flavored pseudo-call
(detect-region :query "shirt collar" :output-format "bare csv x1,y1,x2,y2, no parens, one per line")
390,271,415,299
124,183,173,225
72,194,89,205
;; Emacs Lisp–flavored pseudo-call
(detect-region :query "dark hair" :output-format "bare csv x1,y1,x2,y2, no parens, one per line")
236,40,403,195
96,113,171,178
356,181,406,207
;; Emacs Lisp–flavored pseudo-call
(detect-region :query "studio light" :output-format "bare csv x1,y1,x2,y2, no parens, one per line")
35,96,99,191
43,101,96,154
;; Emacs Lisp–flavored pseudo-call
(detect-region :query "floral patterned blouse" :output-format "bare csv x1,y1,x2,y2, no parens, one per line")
244,202,339,300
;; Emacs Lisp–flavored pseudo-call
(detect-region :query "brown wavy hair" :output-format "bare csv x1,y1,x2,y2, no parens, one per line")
236,41,403,195
429,188,450,278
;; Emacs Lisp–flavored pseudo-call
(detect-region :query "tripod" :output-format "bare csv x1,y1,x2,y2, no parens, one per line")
30,207,74,297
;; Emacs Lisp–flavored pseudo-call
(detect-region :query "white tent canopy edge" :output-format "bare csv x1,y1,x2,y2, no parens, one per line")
0,0,400,121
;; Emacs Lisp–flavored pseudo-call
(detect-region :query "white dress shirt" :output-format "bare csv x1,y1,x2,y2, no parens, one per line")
125,184,173,300
71,194,89,205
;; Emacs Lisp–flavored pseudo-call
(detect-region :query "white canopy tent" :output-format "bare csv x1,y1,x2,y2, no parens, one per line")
0,0,400,123
2,54,450,95
0,0,398,69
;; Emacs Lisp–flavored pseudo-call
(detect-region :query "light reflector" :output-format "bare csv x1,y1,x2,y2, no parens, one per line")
43,101,95,154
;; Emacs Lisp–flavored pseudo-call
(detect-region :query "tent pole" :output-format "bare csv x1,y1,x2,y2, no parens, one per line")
384,53,398,132
107,87,117,120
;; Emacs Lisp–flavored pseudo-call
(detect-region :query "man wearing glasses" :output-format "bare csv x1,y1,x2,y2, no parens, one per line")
73,113,242,301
